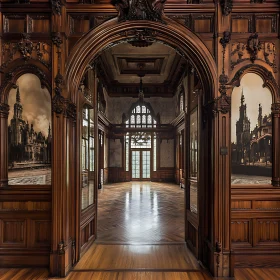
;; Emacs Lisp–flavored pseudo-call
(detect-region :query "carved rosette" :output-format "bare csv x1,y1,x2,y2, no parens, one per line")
0,103,10,118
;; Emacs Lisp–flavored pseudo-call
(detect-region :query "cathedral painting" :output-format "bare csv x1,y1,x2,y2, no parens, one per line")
231,73,272,185
8,74,52,185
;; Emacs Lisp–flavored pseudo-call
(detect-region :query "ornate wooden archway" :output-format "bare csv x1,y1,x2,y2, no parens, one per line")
61,15,234,278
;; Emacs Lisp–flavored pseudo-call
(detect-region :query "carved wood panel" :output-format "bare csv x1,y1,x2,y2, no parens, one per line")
30,220,51,247
255,219,280,245
0,220,26,247
231,220,252,246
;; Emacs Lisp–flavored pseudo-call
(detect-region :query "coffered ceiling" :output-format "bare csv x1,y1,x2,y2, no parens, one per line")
97,42,186,97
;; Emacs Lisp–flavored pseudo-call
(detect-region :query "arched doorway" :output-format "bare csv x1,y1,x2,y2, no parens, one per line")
63,16,229,278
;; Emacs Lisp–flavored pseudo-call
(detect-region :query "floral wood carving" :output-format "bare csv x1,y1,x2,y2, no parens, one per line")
247,33,261,63
111,0,166,23
220,0,233,16
17,33,33,61
122,29,157,48
52,73,76,119
1,36,51,71
51,0,62,15
219,31,231,95
231,40,277,72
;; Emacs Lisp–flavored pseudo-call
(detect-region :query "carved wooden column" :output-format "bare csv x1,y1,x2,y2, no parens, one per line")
272,103,280,187
50,4,76,277
211,4,232,275
0,103,9,187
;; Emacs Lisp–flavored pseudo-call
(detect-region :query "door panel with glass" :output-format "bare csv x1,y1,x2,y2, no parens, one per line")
131,150,151,180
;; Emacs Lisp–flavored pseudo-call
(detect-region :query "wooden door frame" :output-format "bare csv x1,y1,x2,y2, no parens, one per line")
131,148,151,181
64,17,235,278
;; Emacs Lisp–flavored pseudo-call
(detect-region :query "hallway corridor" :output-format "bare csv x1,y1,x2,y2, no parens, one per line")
97,182,185,244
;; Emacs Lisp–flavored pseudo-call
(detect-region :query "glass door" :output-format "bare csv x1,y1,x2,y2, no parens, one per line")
131,150,151,180
142,150,151,179
132,151,140,179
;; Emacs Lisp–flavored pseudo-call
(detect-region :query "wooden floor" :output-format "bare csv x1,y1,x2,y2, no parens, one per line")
74,244,201,270
97,181,185,243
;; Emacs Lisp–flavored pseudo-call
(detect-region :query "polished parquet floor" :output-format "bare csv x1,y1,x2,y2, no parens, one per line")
1,182,279,279
97,182,185,244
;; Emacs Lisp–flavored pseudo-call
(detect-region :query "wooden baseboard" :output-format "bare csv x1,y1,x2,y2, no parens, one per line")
0,254,49,267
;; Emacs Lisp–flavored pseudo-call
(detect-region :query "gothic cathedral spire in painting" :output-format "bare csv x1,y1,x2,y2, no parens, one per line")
8,74,52,185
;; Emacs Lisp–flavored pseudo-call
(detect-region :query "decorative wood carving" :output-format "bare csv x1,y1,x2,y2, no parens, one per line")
219,31,231,95
0,103,10,118
51,32,63,48
51,0,62,15
220,0,233,16
247,33,261,63
229,64,278,90
111,0,166,23
1,36,51,71
257,220,279,243
231,220,250,243
212,94,231,115
231,39,277,72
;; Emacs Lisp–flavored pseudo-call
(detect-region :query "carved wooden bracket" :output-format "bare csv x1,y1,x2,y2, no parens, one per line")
209,94,231,115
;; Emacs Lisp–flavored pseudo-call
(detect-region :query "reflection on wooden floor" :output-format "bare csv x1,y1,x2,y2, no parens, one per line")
74,244,201,270
97,181,184,243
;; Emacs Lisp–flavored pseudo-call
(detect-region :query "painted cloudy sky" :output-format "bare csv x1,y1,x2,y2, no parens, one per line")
231,73,272,142
8,74,51,137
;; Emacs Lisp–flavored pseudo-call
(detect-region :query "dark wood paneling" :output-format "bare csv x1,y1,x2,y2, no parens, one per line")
231,187,280,268
0,186,51,267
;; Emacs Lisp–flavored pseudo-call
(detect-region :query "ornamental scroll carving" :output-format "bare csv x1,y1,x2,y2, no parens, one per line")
231,35,277,73
111,0,167,23
1,34,51,71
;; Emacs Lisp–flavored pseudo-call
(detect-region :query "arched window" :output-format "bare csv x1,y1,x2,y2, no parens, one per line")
125,104,157,128
124,102,158,176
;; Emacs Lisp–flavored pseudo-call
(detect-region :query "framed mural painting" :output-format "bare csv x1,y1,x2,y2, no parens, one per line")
7,74,52,185
231,73,272,185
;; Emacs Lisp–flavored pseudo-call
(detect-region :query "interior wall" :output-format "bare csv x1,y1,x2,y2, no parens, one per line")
109,139,122,167
106,96,176,124
160,139,174,168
